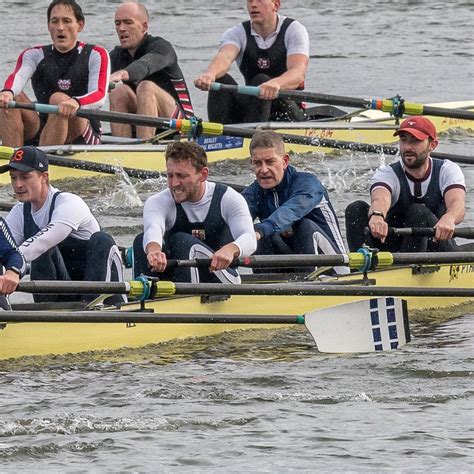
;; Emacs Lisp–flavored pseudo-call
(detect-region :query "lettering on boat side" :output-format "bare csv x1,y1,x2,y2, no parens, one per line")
441,118,468,126
448,264,474,282
305,128,334,139
196,136,244,151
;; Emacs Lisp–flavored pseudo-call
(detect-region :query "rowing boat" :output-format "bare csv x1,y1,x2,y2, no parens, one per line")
0,100,472,185
1,260,472,360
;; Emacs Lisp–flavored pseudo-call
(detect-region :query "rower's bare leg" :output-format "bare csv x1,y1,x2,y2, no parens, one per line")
39,92,87,146
0,92,40,147
135,80,176,140
109,83,137,137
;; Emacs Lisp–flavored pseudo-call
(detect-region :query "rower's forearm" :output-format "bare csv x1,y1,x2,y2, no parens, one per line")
205,48,236,80
444,204,465,225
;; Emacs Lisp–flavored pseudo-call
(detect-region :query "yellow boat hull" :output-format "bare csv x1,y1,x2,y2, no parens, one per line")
0,101,472,185
0,263,472,360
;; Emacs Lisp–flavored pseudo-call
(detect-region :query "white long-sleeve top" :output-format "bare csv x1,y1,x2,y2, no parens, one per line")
143,181,257,257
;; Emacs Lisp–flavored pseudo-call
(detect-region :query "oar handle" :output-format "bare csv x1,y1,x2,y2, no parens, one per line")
8,101,59,114
210,83,261,97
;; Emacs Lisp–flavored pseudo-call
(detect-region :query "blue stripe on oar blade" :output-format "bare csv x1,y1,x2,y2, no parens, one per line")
304,297,410,353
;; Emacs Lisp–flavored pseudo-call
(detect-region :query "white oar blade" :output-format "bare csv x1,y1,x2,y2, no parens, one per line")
305,297,410,353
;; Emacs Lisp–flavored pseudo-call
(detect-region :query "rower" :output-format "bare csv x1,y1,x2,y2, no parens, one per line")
345,116,466,252
241,130,349,275
109,2,195,139
132,141,257,283
0,0,110,147
1,146,124,303
194,0,309,123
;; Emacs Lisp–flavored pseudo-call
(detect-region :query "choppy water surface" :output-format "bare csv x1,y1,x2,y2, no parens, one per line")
0,0,473,471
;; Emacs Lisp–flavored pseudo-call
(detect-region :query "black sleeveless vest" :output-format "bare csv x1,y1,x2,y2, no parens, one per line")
23,191,62,239
165,183,232,250
31,43,94,104
239,18,302,88
23,191,89,263
386,159,446,225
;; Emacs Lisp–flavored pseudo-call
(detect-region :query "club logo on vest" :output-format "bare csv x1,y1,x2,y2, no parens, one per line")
57,79,72,91
192,229,206,241
257,57,270,70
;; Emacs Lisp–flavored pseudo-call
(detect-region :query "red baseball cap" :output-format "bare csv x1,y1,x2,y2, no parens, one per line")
393,116,437,141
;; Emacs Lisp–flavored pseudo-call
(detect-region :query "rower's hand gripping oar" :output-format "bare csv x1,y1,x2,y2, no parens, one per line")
7,101,473,165
209,83,474,121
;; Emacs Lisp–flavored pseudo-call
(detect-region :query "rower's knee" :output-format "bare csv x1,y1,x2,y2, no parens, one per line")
136,80,157,96
109,83,135,108
48,92,71,105
405,203,437,227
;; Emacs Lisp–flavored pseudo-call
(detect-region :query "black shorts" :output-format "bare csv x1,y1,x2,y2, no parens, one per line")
25,112,102,146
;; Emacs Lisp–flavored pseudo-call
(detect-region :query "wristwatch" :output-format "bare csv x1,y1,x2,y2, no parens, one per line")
368,210,385,221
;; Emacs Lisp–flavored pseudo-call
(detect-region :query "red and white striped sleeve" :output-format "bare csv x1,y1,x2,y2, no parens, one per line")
3,46,45,97
75,43,110,109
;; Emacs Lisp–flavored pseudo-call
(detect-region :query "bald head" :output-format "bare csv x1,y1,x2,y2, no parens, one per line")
114,2,149,52
116,2,149,22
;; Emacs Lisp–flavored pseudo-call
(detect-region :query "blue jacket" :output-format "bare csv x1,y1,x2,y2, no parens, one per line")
0,218,26,277
242,165,339,240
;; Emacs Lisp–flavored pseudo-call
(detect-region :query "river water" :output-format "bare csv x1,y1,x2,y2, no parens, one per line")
0,0,473,471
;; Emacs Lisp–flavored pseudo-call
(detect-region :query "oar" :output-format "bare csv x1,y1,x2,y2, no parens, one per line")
0,296,410,353
389,227,474,239
0,145,245,192
209,84,474,121
362,227,474,239
167,251,474,270
7,102,473,164
15,280,474,298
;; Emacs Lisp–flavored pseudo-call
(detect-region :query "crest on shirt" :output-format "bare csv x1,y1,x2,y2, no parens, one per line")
57,79,72,91
257,57,270,70
192,229,206,241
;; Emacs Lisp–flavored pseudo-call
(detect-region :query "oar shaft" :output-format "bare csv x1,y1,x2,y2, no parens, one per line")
169,252,474,269
17,281,130,294
0,145,245,191
6,102,473,164
45,153,165,180
209,84,474,120
0,311,302,324
165,284,473,298
390,227,474,239
8,102,173,129
15,279,474,298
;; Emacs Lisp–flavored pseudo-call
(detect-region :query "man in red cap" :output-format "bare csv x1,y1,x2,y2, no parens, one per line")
345,116,466,252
